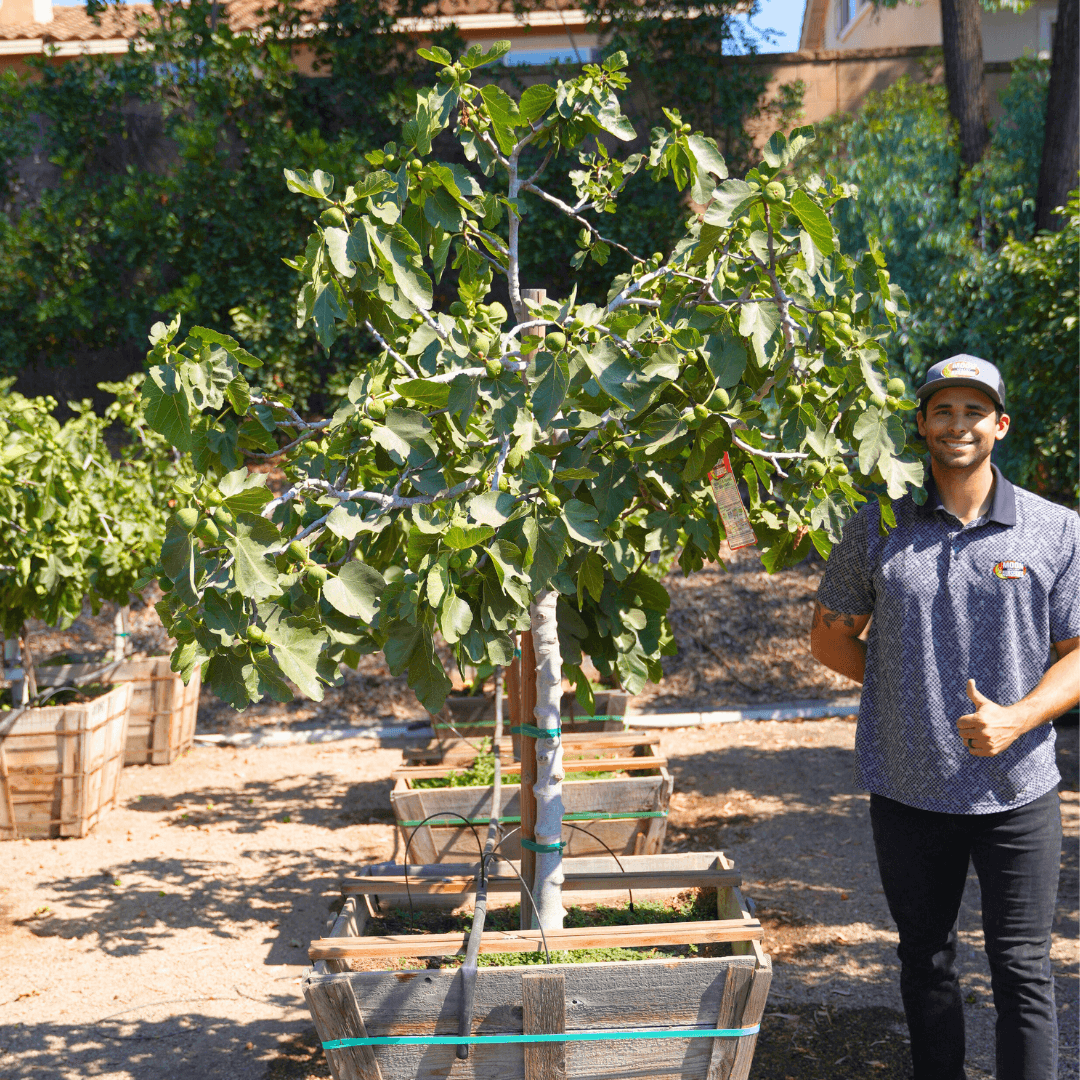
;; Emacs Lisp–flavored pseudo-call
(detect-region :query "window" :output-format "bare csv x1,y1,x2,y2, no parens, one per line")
836,0,862,35
501,46,595,67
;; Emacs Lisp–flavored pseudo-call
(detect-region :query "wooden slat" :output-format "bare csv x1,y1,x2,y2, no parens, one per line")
341,868,741,897
302,955,764,1080
705,963,754,1080
522,970,565,1080
394,755,666,781
728,955,772,1080
303,978,383,1080
310,917,762,961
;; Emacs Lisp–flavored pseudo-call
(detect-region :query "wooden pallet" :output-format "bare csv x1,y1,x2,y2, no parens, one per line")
35,658,200,766
391,744,673,864
303,851,771,1080
0,682,132,839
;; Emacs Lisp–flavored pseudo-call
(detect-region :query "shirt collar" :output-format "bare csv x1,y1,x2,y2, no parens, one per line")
916,463,1016,526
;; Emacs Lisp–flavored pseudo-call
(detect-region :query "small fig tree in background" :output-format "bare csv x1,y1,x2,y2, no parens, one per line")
141,46,923,926
0,376,191,698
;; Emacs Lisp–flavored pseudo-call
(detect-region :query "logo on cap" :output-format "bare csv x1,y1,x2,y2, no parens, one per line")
940,361,982,379
993,560,1027,580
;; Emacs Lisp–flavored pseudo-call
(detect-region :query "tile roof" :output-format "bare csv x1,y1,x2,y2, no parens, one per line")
0,0,585,43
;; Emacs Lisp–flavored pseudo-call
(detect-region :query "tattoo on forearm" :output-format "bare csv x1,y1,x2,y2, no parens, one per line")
812,601,856,630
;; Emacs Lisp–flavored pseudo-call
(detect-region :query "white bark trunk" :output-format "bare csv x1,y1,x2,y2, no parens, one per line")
529,589,564,930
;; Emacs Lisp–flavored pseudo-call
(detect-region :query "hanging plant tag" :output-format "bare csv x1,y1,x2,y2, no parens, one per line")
709,452,757,550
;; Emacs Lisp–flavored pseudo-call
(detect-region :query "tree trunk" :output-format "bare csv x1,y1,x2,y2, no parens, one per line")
1036,0,1079,231
529,589,565,931
940,0,990,166
19,624,37,705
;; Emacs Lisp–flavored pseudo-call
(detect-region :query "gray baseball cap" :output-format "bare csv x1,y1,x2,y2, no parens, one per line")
916,354,1006,409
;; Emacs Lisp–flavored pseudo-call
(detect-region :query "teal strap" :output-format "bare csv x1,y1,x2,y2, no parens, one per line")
520,837,566,853
323,1024,760,1049
398,810,668,828
511,723,561,739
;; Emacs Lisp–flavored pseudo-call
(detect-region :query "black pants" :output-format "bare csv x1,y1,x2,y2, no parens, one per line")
869,789,1061,1080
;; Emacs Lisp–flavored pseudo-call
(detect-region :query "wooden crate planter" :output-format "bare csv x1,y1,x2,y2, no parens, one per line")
436,689,629,739
391,744,673,864
403,729,662,768
0,682,132,839
36,657,200,766
113,658,201,766
304,851,771,1080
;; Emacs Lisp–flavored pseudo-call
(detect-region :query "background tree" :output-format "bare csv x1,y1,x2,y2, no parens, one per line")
804,64,1078,503
0,0,800,410
1035,0,1078,230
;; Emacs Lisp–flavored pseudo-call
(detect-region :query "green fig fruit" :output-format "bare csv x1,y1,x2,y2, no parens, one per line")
305,564,329,587
546,331,566,350
288,541,308,563
887,377,906,396
763,180,787,205
176,508,199,533
246,625,268,645
213,506,234,528
485,359,503,380
320,207,345,227
805,461,827,480
367,399,387,420
707,387,731,411
194,518,219,543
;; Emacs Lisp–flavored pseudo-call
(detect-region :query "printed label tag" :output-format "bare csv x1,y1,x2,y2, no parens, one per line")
993,560,1027,579
709,451,757,550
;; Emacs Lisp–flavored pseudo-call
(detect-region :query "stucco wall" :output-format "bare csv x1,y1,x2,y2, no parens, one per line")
820,0,1055,60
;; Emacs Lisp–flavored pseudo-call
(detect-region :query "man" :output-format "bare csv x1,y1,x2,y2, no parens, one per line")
810,354,1079,1080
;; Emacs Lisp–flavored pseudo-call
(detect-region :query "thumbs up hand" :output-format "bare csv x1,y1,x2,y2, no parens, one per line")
957,679,1023,757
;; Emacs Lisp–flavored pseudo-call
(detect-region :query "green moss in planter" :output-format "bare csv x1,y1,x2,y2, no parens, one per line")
360,889,732,969
411,741,619,790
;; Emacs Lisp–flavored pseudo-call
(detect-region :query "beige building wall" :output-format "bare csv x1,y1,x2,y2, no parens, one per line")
820,0,1055,61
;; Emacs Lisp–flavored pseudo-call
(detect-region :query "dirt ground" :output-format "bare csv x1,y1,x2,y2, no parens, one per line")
0,718,1075,1080
2,553,1076,1079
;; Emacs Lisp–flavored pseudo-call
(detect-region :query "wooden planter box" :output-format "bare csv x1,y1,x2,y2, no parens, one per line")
436,689,629,738
0,682,132,839
391,744,673,864
403,729,662,768
304,851,771,1080
35,657,200,766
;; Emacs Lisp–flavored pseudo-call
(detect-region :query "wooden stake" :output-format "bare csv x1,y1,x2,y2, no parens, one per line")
523,971,566,1080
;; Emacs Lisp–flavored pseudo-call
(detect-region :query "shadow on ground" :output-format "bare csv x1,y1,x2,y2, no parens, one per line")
15,849,346,966
119,773,396,834
1,1012,312,1080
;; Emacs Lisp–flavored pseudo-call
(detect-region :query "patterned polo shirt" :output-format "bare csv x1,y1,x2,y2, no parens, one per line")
817,465,1080,814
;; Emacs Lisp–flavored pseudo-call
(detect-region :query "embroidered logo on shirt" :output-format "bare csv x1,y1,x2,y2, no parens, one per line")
993,560,1027,579
941,360,982,379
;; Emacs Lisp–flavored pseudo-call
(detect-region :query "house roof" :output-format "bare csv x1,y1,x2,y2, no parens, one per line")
0,0,588,45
